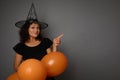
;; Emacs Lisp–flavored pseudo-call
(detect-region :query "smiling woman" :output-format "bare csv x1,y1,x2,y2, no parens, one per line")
13,18,63,80
12,3,64,80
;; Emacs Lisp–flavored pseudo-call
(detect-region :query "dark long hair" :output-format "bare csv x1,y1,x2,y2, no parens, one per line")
19,19,43,43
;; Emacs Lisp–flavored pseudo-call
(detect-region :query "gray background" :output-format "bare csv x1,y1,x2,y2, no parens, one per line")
0,0,120,80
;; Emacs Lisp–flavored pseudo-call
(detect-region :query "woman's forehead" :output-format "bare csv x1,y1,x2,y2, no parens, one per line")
30,23,40,27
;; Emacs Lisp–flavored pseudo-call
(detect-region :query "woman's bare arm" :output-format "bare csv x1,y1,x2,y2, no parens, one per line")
14,53,23,72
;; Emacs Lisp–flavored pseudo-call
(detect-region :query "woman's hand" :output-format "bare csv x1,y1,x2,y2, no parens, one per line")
53,34,64,47
53,34,64,52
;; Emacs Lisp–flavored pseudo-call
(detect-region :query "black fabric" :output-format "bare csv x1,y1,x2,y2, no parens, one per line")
46,77,55,80
13,38,53,60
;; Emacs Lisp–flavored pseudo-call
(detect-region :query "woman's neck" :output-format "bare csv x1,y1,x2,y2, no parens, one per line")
27,37,38,42
25,38,40,47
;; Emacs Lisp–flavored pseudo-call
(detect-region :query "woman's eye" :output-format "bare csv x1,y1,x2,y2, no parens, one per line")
31,26,35,29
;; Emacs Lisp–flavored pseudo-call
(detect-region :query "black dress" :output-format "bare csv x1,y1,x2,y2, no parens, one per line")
13,38,55,80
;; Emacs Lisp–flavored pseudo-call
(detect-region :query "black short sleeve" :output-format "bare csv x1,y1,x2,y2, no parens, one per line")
13,43,23,56
42,38,53,49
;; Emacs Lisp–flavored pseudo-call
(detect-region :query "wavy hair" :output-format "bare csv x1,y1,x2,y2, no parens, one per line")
19,19,43,43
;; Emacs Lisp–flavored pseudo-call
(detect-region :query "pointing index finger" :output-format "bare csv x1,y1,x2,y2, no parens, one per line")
57,34,64,39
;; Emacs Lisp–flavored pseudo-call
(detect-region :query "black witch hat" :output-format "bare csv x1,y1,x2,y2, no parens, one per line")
15,3,48,29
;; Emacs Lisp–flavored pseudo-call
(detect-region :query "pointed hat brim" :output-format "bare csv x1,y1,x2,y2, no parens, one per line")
15,20,48,29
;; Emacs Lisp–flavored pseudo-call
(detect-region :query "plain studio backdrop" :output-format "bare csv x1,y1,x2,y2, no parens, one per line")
0,0,120,80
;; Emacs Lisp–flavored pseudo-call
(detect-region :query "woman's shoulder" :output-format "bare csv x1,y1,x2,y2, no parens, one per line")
43,38,52,42
13,42,25,55
13,42,24,48
41,38,53,48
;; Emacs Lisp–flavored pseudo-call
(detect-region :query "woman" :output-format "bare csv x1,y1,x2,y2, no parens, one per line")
13,19,63,80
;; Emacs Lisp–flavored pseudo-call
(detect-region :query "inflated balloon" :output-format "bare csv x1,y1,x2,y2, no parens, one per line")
41,51,67,77
6,72,19,80
17,59,47,80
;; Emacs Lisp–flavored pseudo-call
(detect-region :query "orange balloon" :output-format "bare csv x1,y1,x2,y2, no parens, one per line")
41,51,67,77
17,59,47,80
7,72,19,80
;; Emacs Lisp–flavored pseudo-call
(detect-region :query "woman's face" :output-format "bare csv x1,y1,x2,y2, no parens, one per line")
28,23,40,38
